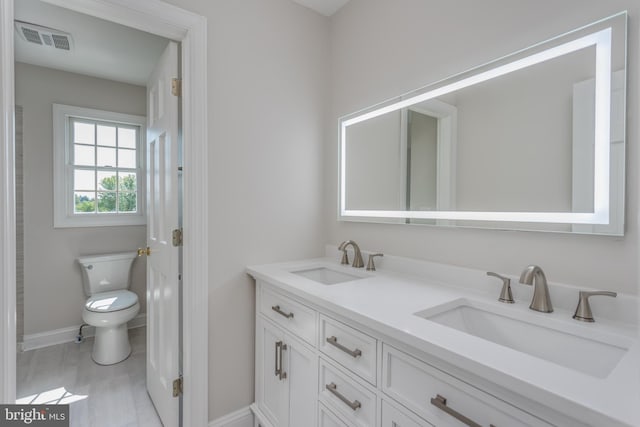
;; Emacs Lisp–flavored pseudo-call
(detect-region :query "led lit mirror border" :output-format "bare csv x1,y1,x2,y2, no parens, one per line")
339,12,626,227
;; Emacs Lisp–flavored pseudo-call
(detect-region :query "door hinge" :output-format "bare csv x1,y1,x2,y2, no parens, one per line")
172,375,183,397
171,78,182,97
172,228,183,247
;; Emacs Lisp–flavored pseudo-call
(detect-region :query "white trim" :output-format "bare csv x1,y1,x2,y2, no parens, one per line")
1,1,209,425
0,0,16,405
20,313,146,352
52,103,147,228
250,403,275,427
209,406,254,427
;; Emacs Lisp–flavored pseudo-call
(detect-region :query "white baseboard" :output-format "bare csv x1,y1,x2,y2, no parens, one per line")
209,406,254,427
249,404,273,427
20,313,146,352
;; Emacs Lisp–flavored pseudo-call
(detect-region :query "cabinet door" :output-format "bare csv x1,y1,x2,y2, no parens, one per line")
286,332,318,427
257,318,288,427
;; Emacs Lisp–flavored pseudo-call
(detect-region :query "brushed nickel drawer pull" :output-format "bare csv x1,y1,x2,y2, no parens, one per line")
274,341,279,377
272,305,294,319
326,382,361,411
326,336,362,358
274,341,287,380
430,394,494,427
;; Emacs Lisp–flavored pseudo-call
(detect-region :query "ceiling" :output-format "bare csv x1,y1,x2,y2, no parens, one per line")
292,0,350,16
14,0,348,86
14,0,168,86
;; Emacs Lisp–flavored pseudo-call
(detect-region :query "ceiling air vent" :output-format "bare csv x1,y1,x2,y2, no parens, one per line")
14,20,73,51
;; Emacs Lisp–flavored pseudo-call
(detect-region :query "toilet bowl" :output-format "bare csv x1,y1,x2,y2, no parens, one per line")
78,252,139,365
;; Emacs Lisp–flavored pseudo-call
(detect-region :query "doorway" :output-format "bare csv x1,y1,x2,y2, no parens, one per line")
0,0,209,426
15,2,166,423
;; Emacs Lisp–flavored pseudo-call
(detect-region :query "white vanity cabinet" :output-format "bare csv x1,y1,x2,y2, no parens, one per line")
253,280,557,427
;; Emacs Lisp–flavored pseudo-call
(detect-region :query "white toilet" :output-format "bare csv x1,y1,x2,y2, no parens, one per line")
77,252,140,365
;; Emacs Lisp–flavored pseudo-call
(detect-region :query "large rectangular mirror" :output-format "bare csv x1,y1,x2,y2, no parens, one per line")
339,12,626,235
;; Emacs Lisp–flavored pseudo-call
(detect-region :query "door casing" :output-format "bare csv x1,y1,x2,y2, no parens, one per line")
0,1,209,426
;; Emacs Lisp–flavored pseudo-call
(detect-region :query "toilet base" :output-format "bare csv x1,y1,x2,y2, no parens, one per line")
92,323,132,365
82,301,140,365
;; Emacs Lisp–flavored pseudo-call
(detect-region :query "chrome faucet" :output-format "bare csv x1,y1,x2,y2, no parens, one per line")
519,265,553,313
338,240,364,268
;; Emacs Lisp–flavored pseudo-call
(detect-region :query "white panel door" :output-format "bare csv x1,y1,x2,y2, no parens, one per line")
146,40,180,427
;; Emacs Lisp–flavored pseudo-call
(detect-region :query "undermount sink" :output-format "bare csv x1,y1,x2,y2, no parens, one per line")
415,299,630,378
291,266,365,285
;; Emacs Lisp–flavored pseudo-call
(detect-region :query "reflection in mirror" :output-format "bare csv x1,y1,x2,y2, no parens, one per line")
339,12,626,235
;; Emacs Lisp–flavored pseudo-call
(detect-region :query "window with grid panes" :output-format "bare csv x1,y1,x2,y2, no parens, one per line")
53,104,146,227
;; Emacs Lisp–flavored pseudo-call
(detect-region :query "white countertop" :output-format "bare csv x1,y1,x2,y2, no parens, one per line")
247,253,640,427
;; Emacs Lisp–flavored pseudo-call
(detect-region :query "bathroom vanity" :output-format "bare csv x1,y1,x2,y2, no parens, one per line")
248,249,639,427
245,9,637,427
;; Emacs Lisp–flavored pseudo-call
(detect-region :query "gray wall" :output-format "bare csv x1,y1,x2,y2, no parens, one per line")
15,63,147,336
327,0,639,294
345,111,402,210
165,0,329,420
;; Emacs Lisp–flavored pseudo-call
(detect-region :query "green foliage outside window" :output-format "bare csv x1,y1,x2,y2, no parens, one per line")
74,174,137,213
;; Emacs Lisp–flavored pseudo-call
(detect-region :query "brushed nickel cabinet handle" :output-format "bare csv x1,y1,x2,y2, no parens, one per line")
326,382,361,411
272,305,294,319
274,341,279,377
326,336,362,358
274,341,287,380
430,394,494,427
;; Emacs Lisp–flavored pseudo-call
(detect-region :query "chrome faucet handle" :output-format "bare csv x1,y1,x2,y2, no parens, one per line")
573,290,617,322
487,272,514,303
366,253,383,271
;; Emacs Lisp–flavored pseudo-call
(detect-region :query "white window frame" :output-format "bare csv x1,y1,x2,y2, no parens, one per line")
53,103,146,228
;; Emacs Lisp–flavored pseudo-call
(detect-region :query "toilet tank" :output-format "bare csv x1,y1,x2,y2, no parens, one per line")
77,252,138,296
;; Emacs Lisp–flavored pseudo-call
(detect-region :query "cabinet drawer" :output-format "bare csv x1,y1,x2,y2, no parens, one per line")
382,345,552,427
319,315,377,385
319,358,376,427
382,400,433,427
319,403,349,427
260,286,317,345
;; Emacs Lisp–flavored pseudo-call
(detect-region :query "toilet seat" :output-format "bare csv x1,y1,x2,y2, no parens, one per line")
85,290,138,313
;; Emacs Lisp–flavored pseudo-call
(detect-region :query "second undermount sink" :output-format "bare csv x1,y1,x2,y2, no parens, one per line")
291,266,366,285
415,299,630,378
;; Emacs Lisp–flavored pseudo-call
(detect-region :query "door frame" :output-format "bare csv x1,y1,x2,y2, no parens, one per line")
0,1,209,426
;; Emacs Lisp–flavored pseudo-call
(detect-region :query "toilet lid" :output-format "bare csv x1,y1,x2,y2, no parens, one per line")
85,290,138,313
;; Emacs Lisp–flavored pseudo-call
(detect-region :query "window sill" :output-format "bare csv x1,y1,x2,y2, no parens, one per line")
53,214,146,229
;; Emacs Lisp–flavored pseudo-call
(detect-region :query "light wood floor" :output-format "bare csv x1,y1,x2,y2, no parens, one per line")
17,327,162,427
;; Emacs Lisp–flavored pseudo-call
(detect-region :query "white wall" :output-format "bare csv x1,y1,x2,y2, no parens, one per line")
165,0,329,420
15,63,147,336
327,0,639,294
